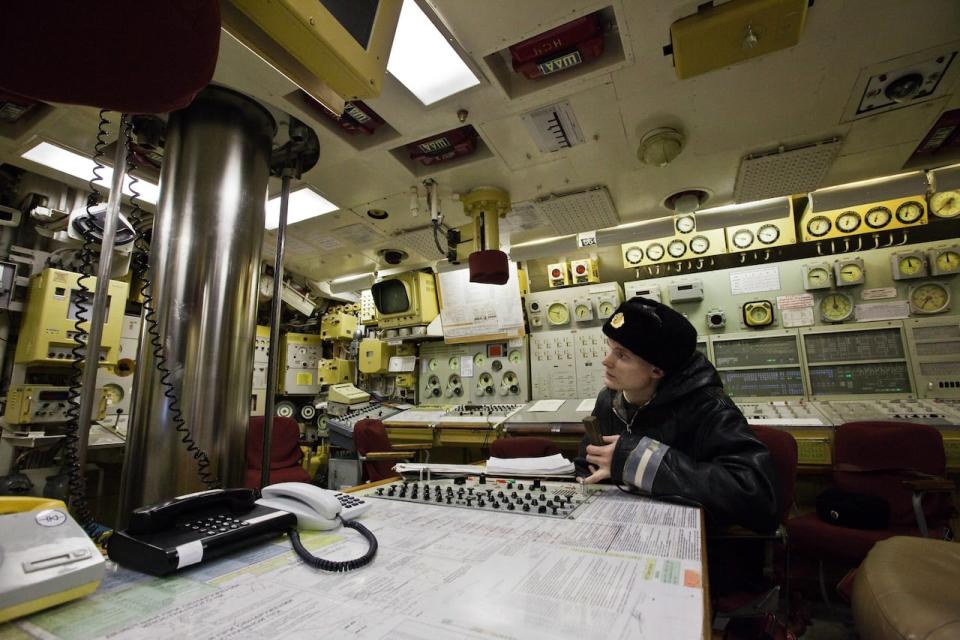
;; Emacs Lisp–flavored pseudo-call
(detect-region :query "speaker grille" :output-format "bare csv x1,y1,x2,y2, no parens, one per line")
734,138,842,203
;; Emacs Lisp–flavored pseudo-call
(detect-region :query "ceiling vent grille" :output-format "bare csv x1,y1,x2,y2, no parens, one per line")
734,138,842,203
535,185,619,236
391,226,446,260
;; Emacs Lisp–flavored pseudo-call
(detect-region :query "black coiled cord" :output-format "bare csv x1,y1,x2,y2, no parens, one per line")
124,128,220,491
287,518,378,572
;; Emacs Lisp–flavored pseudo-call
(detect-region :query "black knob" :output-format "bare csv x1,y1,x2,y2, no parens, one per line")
538,506,546,514
507,503,515,510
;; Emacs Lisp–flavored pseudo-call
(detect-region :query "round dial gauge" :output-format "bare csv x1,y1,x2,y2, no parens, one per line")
689,235,710,254
428,358,439,371
598,300,615,316
757,224,780,244
448,356,459,370
836,211,861,233
646,243,665,261
574,303,592,319
473,352,486,367
806,266,830,288
508,349,522,364
837,262,864,284
547,302,570,325
896,200,924,224
732,229,754,249
806,216,831,237
897,256,924,277
675,215,696,234
910,282,950,314
865,206,892,228
667,239,686,258
744,302,773,327
624,246,643,264
102,383,125,406
930,190,960,218
820,293,854,323
935,249,960,273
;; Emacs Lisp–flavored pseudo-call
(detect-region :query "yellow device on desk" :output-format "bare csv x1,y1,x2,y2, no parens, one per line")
0,497,105,623
328,383,370,405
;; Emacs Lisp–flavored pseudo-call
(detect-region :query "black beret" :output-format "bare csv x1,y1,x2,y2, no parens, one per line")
602,296,697,374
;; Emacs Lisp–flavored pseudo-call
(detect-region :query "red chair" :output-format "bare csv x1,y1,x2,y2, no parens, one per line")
490,437,560,458
353,419,432,483
244,416,311,489
786,421,955,600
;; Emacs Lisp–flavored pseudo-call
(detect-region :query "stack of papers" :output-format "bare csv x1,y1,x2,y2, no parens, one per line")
486,454,575,477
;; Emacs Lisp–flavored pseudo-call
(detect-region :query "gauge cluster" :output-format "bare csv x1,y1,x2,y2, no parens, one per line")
620,228,727,268
799,196,928,242
725,218,796,252
419,339,530,404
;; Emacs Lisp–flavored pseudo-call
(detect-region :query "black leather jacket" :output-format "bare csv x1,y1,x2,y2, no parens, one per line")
575,352,780,533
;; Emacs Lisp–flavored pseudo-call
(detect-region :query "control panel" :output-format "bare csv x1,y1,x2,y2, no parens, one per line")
813,398,960,427
326,402,403,450
418,339,530,404
4,385,107,425
278,332,324,394
904,317,960,398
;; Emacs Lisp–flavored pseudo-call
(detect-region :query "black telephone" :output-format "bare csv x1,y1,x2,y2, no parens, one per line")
107,488,295,576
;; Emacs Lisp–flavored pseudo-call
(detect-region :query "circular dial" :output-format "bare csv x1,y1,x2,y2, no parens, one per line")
689,235,710,254
806,266,830,288
624,246,643,264
645,243,665,261
935,249,960,273
746,303,772,326
837,262,864,284
598,301,615,316
473,352,486,367
675,215,695,234
508,349,522,364
910,282,950,314
574,303,592,319
897,255,924,277
757,224,780,244
732,229,754,249
667,239,686,258
836,211,861,233
865,206,892,228
820,293,854,322
896,200,924,224
806,216,831,237
102,383,125,406
547,302,570,325
930,190,960,218
428,358,439,371
448,356,459,370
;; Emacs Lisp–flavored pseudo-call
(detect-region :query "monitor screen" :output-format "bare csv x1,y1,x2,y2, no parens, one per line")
371,279,410,315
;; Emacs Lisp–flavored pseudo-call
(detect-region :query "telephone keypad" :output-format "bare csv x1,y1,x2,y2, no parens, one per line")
182,514,249,537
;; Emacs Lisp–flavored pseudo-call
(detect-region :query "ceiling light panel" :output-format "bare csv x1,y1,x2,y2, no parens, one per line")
265,187,338,229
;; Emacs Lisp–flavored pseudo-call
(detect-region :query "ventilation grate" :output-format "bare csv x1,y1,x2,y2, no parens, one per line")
734,138,842,203
391,226,447,260
535,186,619,236
330,222,384,247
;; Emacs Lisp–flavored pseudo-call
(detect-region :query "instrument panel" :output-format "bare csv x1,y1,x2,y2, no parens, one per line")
799,195,928,242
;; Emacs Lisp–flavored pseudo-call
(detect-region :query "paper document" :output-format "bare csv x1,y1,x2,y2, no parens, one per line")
486,454,575,476
394,463,484,476
575,398,596,412
528,399,565,412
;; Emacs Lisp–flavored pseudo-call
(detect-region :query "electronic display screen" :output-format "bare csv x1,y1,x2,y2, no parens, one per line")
38,389,70,402
720,368,805,397
714,336,799,368
809,362,912,395
371,279,411,315
804,328,904,363
320,0,379,49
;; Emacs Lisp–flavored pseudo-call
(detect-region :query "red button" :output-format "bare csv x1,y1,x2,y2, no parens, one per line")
576,265,586,274
551,269,560,277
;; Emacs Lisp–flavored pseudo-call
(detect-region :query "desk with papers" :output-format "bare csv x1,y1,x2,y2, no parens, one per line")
1,482,709,640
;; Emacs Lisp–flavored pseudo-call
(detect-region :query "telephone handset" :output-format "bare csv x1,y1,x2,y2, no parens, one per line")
257,482,371,531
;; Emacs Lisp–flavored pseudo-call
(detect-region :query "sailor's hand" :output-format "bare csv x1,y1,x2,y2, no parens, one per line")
582,435,619,484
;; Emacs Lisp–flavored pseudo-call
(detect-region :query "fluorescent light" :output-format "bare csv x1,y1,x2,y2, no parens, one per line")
387,0,480,105
265,186,338,229
21,141,159,205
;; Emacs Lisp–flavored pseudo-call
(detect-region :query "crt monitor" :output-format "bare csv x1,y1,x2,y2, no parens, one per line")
370,271,439,329
371,278,410,315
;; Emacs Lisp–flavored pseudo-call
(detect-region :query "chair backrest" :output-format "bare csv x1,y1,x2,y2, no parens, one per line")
246,416,304,470
750,425,798,525
353,418,398,482
490,437,561,459
833,421,951,527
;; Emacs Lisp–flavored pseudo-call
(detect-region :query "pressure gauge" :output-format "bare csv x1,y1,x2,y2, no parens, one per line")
929,247,960,276
667,239,686,258
732,229,754,249
508,349,522,364
689,235,710,254
834,258,865,286
547,302,570,325
598,300,616,317
802,263,832,290
757,224,780,244
429,358,439,371
930,190,960,218
806,216,831,237
574,302,594,321
103,383,125,407
448,356,460,370
742,300,774,328
473,352,486,367
891,252,927,280
909,282,951,314
896,200,924,224
646,243,665,261
675,214,696,234
865,206,892,228
624,245,643,265
819,292,854,323
836,211,861,233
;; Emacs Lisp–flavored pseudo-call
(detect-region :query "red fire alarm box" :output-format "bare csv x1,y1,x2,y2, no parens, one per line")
407,125,479,166
509,14,604,79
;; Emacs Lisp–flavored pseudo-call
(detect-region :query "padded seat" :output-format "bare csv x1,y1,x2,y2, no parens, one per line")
852,536,960,640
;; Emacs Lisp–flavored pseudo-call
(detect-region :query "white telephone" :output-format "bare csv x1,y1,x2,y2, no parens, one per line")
257,483,371,531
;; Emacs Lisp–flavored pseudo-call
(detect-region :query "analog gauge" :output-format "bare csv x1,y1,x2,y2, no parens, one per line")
934,249,960,274
624,245,643,264
574,303,593,320
819,292,854,323
896,200,924,224
806,216,831,237
732,229,754,249
508,349,522,364
897,255,925,278
689,235,710,254
837,262,864,285
804,266,831,290
547,302,570,325
428,358,439,371
930,190,960,218
757,224,780,244
743,301,774,327
865,206,892,228
102,383,125,406
598,300,615,316
668,239,686,258
491,359,503,371
448,356,460,370
473,352,486,367
646,243,665,261
675,215,696,234
836,211,861,233
909,282,951,315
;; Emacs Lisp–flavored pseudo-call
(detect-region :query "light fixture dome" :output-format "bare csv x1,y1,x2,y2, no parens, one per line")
638,127,685,167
